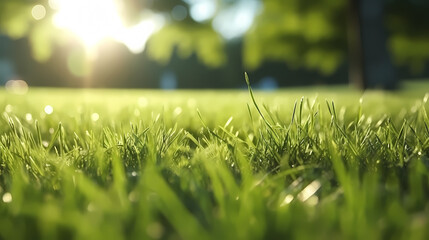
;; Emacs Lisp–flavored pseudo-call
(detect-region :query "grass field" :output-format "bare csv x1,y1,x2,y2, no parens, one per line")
1,79,429,240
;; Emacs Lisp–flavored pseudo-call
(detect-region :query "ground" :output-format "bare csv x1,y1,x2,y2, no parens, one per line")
0,81,428,240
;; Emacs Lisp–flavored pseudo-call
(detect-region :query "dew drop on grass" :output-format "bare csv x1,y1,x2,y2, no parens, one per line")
224,116,233,128
248,133,254,141
173,107,182,116
44,105,53,115
297,180,321,202
5,105,13,113
131,171,137,177
280,194,294,206
366,117,373,124
25,113,32,122
2,192,12,203
289,178,301,188
49,128,54,134
306,196,319,206
91,113,99,122
42,141,49,148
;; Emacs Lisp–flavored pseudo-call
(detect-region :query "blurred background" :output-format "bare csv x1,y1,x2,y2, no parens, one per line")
0,0,428,90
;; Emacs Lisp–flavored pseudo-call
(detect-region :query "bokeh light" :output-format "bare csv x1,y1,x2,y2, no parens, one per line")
5,105,13,113
5,80,29,95
171,5,188,21
189,0,216,22
32,5,47,21
91,113,99,122
25,113,33,122
48,0,60,10
114,14,164,54
2,193,12,203
44,105,54,115
212,0,260,39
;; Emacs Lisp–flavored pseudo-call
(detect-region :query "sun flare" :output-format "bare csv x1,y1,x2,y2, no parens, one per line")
51,0,163,54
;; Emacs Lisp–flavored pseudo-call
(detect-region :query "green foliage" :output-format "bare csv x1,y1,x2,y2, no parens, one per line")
0,81,429,239
1,0,428,75
244,0,347,74
390,34,429,73
0,1,55,61
0,1,32,38
386,1,429,73
244,0,429,75
147,24,226,68
389,35,429,73
28,19,55,62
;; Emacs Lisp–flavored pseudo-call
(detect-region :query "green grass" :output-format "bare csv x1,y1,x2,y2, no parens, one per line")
0,80,429,240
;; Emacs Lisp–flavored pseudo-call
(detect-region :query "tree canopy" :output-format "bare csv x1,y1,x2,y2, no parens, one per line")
244,0,347,74
0,0,428,78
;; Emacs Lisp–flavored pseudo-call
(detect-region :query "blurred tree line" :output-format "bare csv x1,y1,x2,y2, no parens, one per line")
0,0,428,89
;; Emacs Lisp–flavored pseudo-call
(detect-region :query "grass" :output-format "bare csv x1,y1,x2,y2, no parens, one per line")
0,79,429,240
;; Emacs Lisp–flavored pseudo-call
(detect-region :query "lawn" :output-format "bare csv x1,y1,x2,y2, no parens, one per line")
0,80,429,240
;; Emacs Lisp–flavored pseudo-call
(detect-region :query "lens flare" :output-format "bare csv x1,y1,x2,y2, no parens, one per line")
52,0,164,53
53,0,122,48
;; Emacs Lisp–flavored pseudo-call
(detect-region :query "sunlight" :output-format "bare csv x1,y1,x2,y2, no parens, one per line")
51,0,163,54
52,0,122,48
114,15,164,54
212,0,260,39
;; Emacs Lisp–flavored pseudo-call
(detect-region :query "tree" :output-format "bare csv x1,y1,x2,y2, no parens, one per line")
0,1,62,62
1,0,428,88
386,0,429,74
244,0,429,89
243,0,396,89
244,0,347,75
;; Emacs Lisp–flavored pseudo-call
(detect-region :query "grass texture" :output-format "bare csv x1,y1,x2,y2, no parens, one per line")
0,79,429,240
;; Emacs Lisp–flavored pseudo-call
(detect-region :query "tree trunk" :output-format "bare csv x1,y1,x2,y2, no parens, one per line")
347,0,365,89
348,0,397,90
